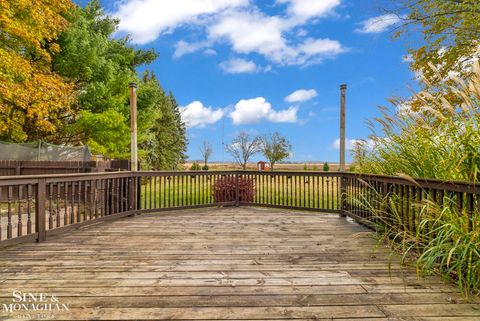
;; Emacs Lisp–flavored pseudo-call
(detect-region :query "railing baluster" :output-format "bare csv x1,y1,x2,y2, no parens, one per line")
48,183,53,229
17,186,23,237
186,175,189,207
71,181,76,222
36,178,46,242
6,186,12,239
105,180,110,216
161,175,165,208
197,175,200,206
64,182,69,225
27,185,32,235
85,180,90,219
322,175,326,210
56,183,61,227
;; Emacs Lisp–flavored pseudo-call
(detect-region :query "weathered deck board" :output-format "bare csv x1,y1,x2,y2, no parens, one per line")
0,206,478,320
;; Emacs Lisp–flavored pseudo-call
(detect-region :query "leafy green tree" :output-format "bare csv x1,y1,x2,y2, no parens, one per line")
260,132,291,171
395,0,480,91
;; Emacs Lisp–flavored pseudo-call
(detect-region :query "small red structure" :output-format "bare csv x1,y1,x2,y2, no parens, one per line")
257,161,269,171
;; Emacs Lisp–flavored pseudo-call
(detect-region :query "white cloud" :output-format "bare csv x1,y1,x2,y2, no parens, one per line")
208,10,345,65
203,48,217,56
219,58,258,74
331,138,367,150
278,0,341,21
268,106,299,123
113,1,346,67
174,40,209,58
285,89,318,103
356,14,402,34
179,101,225,128
114,0,248,44
209,10,290,62
229,97,298,125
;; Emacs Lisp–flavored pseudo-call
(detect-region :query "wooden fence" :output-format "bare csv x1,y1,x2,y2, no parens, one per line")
0,170,478,247
0,160,130,176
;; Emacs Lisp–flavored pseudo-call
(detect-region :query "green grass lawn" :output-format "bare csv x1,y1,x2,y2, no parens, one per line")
139,174,340,210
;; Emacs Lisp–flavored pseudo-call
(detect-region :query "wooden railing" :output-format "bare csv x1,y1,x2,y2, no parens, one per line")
0,172,137,246
0,171,478,246
0,160,114,176
343,173,479,233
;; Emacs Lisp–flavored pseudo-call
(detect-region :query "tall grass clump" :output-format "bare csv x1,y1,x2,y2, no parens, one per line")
353,62,480,182
355,185,479,296
352,62,480,296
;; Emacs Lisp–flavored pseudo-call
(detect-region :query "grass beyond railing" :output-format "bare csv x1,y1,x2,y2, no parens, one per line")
139,171,340,212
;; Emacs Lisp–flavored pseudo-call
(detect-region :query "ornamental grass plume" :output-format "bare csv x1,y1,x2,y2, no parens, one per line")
352,62,480,296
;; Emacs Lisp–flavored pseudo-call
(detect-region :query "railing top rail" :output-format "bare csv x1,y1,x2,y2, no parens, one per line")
0,169,478,191
135,170,344,176
0,171,133,185
135,170,239,176
344,172,480,193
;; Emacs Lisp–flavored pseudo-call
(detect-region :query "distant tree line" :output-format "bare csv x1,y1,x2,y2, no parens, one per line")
0,0,187,169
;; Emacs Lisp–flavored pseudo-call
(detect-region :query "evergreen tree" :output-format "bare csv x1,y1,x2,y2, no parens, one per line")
50,0,187,168
52,0,157,158
323,162,330,172
140,75,187,170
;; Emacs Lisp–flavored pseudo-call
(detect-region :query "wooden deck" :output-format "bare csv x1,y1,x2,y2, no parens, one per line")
0,207,479,320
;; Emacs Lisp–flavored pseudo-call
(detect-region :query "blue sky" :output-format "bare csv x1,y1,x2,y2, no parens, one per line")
78,0,417,163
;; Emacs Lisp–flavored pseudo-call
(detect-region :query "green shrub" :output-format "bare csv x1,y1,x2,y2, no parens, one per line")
323,162,329,172
303,163,308,170
202,164,209,171
190,162,201,170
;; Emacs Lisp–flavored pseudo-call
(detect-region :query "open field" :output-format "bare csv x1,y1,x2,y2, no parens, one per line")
140,173,340,211
183,162,347,171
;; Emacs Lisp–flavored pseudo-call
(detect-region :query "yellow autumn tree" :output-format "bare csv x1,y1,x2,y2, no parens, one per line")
0,0,74,142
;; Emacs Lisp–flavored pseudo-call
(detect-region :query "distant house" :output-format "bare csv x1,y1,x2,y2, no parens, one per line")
257,161,270,170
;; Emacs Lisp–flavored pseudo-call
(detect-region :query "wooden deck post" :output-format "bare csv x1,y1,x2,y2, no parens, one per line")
129,82,138,172
339,84,347,172
36,178,46,242
339,84,347,217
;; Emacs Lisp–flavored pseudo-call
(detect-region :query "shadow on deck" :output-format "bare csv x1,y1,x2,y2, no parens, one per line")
0,207,478,320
